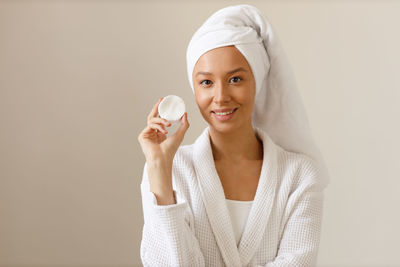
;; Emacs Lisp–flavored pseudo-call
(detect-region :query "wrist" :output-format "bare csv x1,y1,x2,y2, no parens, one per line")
146,160,172,179
146,157,172,169
146,160,174,204
153,189,176,205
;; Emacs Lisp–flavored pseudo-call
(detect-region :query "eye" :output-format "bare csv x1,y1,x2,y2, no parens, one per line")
230,76,242,83
200,80,212,86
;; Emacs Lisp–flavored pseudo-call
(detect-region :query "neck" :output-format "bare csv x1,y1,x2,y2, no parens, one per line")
209,123,263,162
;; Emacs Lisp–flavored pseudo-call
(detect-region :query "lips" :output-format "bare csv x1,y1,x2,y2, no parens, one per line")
211,108,238,121
211,108,238,115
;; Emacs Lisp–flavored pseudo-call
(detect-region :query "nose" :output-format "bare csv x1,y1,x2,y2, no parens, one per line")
213,81,231,104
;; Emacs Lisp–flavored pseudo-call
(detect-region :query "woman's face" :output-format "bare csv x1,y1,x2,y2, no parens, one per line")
192,45,256,134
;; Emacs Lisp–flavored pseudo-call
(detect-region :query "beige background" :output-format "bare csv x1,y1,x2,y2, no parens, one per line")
1,1,399,266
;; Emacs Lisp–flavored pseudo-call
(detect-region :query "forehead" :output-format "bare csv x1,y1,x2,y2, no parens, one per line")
194,45,251,72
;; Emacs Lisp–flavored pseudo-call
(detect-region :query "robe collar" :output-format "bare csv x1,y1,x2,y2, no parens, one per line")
193,126,278,266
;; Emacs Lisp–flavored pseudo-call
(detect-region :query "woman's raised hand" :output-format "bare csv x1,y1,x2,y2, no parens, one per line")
138,97,190,166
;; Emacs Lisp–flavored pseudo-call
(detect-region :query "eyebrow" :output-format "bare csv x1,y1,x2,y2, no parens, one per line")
195,67,248,77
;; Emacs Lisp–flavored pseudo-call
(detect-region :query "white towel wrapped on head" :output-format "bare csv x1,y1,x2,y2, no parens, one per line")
186,4,330,185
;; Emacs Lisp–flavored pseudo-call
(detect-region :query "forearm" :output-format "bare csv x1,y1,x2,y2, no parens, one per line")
140,163,205,266
146,160,176,205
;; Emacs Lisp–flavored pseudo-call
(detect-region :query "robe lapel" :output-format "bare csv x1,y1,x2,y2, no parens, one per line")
193,127,242,267
192,127,278,267
238,127,278,266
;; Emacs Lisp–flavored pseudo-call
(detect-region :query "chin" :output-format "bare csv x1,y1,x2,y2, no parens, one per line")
208,120,241,134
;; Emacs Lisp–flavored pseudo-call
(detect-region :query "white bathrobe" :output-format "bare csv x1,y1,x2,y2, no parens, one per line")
140,126,328,267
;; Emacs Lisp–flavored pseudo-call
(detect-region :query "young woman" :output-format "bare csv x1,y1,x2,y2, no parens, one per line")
137,4,330,267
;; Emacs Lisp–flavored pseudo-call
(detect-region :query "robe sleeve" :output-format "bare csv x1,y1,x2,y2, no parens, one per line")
258,157,329,267
139,162,206,267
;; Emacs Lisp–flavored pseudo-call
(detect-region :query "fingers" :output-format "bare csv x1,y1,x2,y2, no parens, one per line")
138,123,166,141
146,116,170,135
181,112,189,128
147,97,163,121
149,122,168,134
139,98,174,141
172,112,189,139
141,98,187,145
149,117,171,128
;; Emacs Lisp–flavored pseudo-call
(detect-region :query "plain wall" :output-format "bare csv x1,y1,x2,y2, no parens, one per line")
1,1,399,266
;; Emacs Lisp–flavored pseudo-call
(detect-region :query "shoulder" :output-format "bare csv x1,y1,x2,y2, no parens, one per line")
275,145,328,192
171,143,196,177
174,143,195,164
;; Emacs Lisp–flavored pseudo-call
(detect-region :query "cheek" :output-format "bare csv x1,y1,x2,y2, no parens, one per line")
235,88,254,106
195,90,211,109
242,81,256,105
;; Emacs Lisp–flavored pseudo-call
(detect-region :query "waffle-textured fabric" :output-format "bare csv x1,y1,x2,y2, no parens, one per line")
140,126,329,267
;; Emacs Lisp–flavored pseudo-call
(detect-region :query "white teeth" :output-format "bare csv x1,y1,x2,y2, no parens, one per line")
215,109,235,116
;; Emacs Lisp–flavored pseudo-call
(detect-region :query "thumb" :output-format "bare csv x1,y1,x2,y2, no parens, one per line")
171,112,190,142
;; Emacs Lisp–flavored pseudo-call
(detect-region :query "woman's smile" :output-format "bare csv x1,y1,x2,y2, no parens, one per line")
192,45,256,132
211,107,238,121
